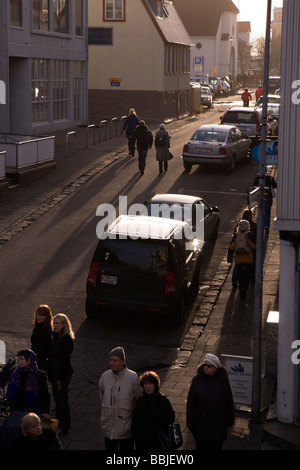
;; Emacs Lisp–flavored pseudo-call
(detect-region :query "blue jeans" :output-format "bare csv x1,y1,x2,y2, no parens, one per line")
138,149,147,173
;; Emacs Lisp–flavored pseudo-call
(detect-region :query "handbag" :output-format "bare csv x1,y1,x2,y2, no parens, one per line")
157,423,183,450
167,151,174,160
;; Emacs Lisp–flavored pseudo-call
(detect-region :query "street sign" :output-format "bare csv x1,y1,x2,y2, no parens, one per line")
194,57,203,72
109,78,121,87
250,140,278,165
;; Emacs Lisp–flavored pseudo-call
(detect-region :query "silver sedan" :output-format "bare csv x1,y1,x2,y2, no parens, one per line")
182,124,251,173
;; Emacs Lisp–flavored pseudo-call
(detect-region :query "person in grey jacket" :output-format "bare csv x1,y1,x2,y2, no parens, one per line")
155,123,171,173
99,347,141,451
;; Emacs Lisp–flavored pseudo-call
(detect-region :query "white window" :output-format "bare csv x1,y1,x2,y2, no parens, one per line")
33,0,69,34
31,59,50,123
104,0,124,21
53,60,69,121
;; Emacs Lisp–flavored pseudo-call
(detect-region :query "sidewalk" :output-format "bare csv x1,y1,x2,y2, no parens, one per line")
1,117,300,451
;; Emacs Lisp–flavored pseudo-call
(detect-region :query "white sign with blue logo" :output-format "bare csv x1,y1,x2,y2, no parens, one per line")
221,354,253,406
250,141,278,165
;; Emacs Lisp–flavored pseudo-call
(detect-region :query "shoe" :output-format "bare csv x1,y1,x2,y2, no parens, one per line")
140,171,144,175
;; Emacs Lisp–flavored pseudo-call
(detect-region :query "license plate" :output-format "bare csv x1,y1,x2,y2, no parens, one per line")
101,274,117,285
196,147,211,153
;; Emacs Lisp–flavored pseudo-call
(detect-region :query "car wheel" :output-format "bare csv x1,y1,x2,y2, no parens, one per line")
183,162,192,172
86,298,101,318
226,155,236,173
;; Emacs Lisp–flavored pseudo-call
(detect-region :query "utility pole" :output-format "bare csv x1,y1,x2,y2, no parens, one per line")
251,0,272,423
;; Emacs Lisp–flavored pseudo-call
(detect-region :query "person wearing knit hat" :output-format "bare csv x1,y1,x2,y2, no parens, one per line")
99,346,142,450
186,354,234,450
109,346,125,364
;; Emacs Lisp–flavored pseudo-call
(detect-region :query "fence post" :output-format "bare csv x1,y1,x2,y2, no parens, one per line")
86,124,96,148
99,120,107,142
65,131,76,158
110,118,118,139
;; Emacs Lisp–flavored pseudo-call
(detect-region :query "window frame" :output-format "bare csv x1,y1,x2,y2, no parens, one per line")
103,0,125,22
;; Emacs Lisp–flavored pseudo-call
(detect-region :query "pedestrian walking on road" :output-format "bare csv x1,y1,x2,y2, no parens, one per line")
186,353,234,450
132,120,153,175
99,346,141,451
30,304,53,372
132,371,175,451
155,124,172,174
121,108,139,157
47,313,74,437
7,349,50,415
255,85,263,100
227,219,256,298
241,88,252,107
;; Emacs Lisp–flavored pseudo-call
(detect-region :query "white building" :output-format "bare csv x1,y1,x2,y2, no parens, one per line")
172,0,239,79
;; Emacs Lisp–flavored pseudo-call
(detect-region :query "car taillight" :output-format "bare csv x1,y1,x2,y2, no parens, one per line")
219,147,226,155
165,271,176,296
183,144,189,153
87,261,98,286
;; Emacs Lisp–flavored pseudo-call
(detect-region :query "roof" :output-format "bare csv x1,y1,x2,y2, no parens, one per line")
143,0,192,46
238,21,251,33
172,0,239,37
107,215,186,239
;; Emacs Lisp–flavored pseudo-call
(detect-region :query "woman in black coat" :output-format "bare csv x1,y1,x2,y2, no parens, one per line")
132,371,175,451
47,313,74,437
186,353,234,450
31,304,53,372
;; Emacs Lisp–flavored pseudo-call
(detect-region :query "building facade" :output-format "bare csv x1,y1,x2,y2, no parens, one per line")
88,0,191,124
0,0,88,136
172,0,239,79
274,0,300,425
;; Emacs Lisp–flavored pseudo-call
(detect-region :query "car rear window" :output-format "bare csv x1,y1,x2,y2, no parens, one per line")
192,130,227,143
224,111,257,124
95,238,174,276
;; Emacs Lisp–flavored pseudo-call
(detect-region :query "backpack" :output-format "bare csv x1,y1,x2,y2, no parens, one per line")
235,231,250,255
155,134,167,147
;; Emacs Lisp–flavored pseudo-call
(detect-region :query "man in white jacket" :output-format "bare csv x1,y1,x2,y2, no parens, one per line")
99,346,141,450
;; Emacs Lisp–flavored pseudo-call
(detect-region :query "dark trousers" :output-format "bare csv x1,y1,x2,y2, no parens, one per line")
159,160,168,172
237,263,252,291
264,196,273,229
52,375,72,432
105,437,134,451
243,101,249,107
138,149,147,173
128,136,135,156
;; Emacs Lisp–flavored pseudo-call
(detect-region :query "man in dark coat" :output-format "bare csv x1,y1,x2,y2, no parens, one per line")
132,120,153,175
186,353,234,450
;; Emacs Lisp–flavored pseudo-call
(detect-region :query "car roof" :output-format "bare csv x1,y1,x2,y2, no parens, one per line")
194,124,237,132
226,106,257,112
147,193,202,205
107,215,187,239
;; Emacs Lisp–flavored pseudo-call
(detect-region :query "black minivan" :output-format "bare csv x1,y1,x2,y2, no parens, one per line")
86,215,202,325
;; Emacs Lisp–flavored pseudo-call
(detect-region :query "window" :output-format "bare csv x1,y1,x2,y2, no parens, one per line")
104,0,124,21
73,62,83,122
31,59,50,124
10,0,22,27
75,0,83,36
32,0,69,34
53,60,69,120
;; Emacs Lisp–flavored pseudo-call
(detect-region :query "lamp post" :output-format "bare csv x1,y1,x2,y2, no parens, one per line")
252,0,272,423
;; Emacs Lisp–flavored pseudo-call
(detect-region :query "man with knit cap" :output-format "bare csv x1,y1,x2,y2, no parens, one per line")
99,346,141,450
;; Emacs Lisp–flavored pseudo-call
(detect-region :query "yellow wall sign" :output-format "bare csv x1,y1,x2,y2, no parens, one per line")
109,78,121,86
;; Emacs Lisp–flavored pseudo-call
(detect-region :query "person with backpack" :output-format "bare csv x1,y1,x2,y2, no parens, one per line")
227,220,256,298
154,123,171,173
132,120,153,175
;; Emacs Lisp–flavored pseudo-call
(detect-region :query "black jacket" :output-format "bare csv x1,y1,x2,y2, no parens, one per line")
133,124,153,150
31,323,52,371
47,332,73,381
186,365,234,443
132,390,175,451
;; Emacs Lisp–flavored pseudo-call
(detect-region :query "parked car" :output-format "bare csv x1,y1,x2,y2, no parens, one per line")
86,215,203,324
256,103,280,136
268,76,280,94
220,106,262,142
145,193,220,245
200,86,213,108
182,124,251,173
255,94,280,107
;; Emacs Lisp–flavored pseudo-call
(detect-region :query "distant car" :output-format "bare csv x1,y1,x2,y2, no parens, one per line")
145,193,220,245
86,215,203,325
255,94,280,107
220,106,262,141
190,80,201,88
182,124,251,173
200,86,213,108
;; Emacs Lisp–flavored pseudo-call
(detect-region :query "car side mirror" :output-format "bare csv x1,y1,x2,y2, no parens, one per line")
212,206,219,212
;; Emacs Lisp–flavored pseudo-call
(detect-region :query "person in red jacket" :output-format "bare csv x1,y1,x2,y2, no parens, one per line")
255,85,263,100
241,88,252,107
